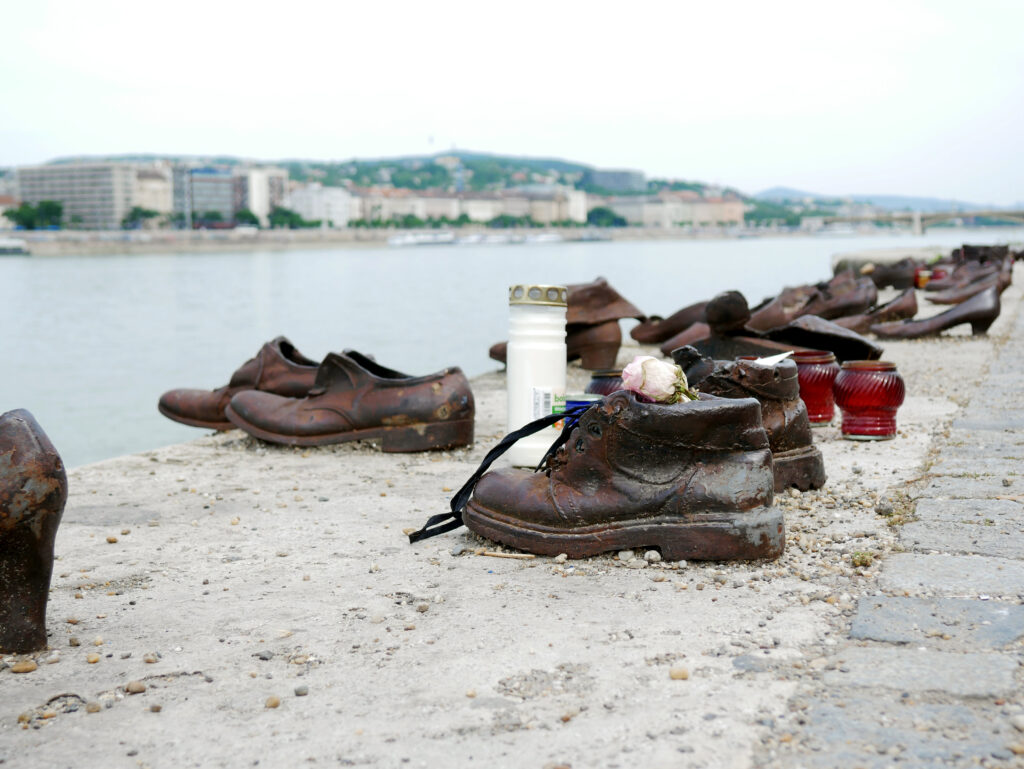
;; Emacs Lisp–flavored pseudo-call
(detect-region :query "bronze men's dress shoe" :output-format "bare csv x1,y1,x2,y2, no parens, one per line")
226,351,474,452
1,410,67,653
159,336,320,430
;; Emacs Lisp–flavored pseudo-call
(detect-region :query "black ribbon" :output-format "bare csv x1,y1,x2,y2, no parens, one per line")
407,401,599,543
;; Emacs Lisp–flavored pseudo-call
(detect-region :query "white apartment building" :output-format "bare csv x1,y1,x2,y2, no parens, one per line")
236,167,288,226
603,194,745,227
350,187,587,224
133,164,173,214
17,162,136,229
286,183,356,227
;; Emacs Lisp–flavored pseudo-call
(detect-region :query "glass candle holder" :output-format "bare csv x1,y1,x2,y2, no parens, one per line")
585,369,624,396
792,350,840,425
833,361,905,440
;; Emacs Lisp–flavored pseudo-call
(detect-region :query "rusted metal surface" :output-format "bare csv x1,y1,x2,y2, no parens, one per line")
676,352,826,493
225,350,474,452
465,391,784,561
833,287,918,334
158,336,320,430
871,286,1001,339
0,409,68,653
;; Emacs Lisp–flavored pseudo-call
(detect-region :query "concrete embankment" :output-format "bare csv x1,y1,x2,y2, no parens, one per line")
22,226,820,257
1,269,1022,767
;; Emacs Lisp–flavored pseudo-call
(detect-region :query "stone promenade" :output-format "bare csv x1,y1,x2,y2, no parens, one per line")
758,295,1024,767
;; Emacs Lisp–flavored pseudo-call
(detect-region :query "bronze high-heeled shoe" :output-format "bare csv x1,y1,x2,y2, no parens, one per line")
1,409,68,653
630,300,708,344
870,286,1001,339
832,288,918,334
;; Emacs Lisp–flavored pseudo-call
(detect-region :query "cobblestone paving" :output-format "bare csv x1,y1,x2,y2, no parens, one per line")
756,305,1024,768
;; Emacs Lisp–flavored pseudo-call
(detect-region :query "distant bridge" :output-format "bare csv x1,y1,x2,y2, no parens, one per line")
822,210,1024,235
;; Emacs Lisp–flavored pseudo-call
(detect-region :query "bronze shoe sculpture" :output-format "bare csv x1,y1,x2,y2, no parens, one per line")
672,348,826,492
870,286,1001,339
862,257,922,290
832,288,918,335
159,336,320,430
630,300,708,344
799,276,877,321
661,291,883,363
454,391,782,560
226,350,474,451
1,410,68,653
489,319,624,370
489,277,645,370
924,260,998,292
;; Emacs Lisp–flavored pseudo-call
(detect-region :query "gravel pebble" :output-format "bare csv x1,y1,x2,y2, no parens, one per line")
265,696,281,709
126,680,146,694
294,685,309,697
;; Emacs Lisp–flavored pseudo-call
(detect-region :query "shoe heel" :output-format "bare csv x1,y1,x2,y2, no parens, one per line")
971,317,995,335
380,418,474,453
577,343,620,370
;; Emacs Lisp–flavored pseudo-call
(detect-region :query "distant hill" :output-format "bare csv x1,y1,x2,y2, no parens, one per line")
756,186,989,212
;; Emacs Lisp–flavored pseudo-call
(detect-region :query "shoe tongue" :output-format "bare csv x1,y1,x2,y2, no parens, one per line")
313,352,361,391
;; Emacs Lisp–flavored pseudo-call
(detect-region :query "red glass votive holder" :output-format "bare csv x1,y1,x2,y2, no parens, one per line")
833,361,905,440
586,369,624,396
791,350,840,425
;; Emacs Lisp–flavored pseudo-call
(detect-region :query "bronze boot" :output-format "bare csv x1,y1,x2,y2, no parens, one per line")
463,391,782,561
0,410,68,653
673,350,827,492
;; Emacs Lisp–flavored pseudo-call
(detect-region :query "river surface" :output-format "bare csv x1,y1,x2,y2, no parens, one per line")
4,228,1021,468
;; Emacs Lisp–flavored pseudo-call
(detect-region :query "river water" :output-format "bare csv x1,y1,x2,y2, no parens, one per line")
4,228,1021,468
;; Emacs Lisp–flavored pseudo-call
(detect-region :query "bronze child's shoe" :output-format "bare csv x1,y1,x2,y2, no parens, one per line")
226,351,474,452
673,349,827,492
159,336,320,430
1,409,68,653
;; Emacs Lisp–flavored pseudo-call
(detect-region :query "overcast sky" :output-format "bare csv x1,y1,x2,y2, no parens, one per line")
2,0,1022,204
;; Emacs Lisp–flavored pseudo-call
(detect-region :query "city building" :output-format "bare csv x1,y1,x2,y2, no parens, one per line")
587,168,647,193
235,166,288,226
349,186,587,225
133,164,173,215
16,162,136,229
172,166,235,224
601,191,744,227
286,183,355,227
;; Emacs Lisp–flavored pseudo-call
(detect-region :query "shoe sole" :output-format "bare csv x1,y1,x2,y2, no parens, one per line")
772,444,827,492
463,503,784,561
158,403,233,431
224,405,473,453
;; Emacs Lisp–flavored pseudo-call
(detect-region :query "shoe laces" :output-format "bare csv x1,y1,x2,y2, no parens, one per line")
407,400,600,543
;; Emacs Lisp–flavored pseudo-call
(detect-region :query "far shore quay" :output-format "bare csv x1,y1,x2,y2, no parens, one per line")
2,266,1021,767
7,224,975,258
